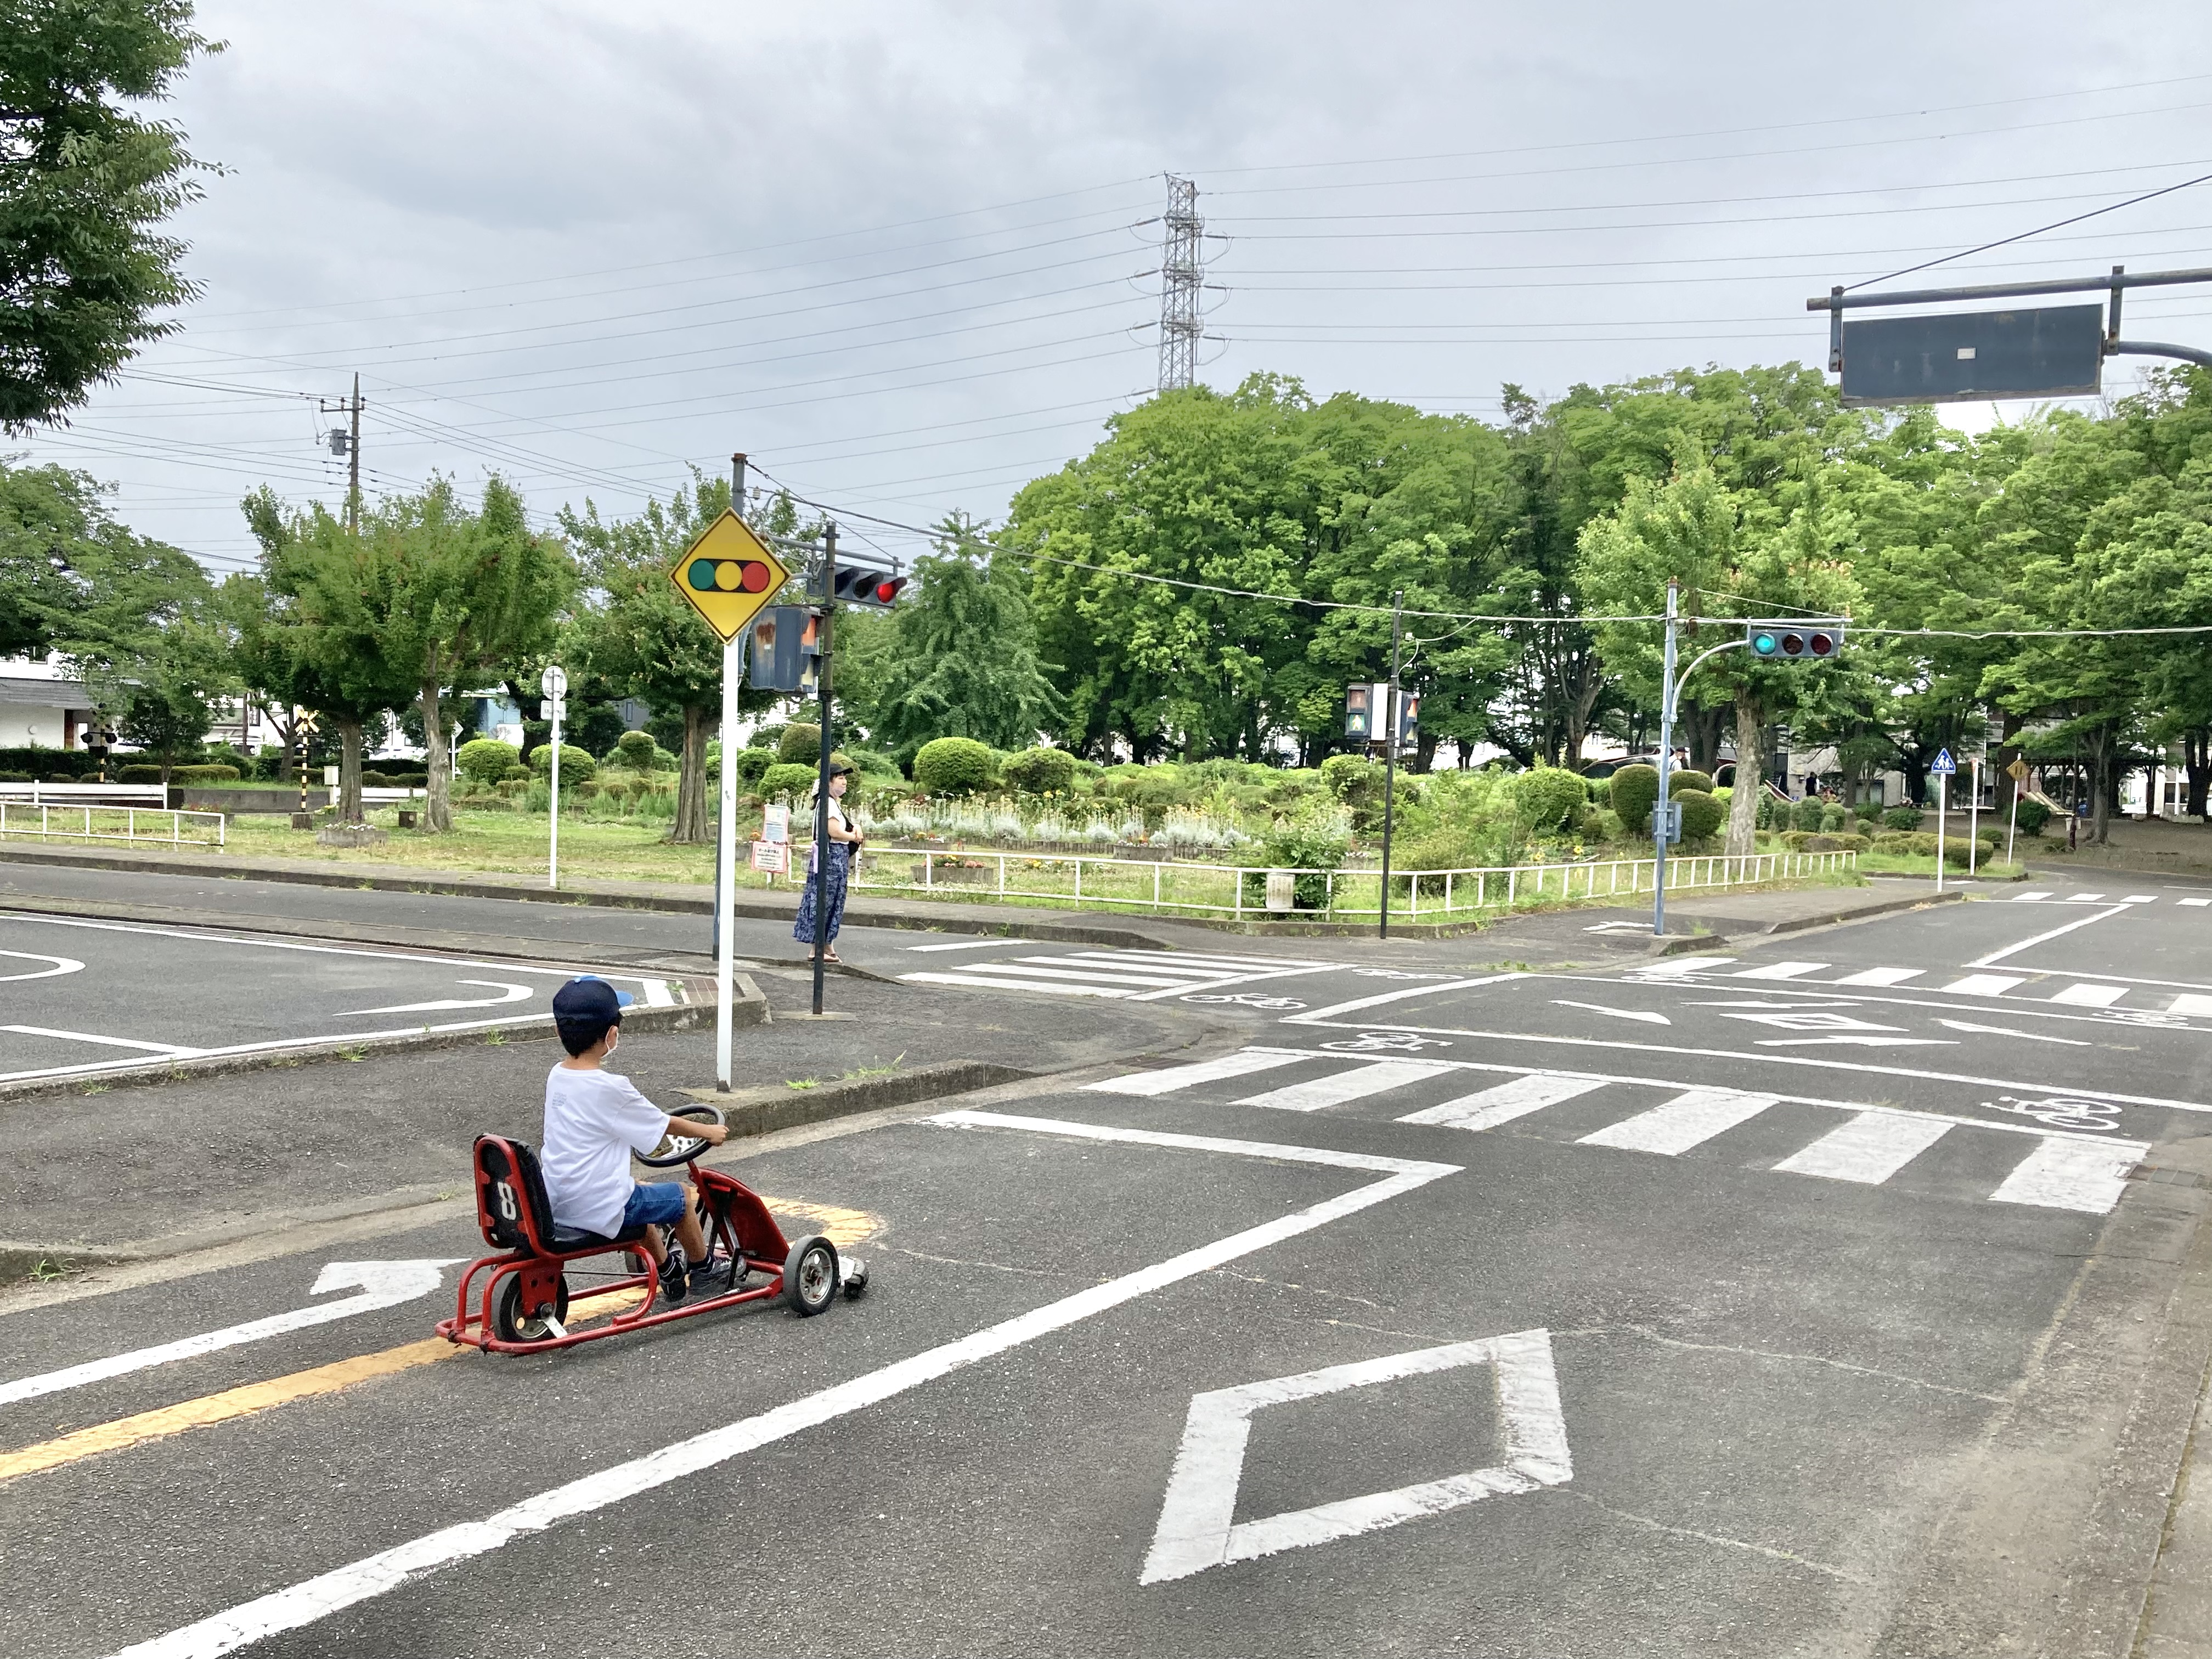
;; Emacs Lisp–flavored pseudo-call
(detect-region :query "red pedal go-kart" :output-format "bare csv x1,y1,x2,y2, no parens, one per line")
437,1105,867,1353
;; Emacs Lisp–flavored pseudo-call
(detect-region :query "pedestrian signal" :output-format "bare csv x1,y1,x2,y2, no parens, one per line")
1746,619,1846,661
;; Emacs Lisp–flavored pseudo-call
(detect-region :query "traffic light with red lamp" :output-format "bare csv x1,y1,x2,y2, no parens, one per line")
831,566,908,608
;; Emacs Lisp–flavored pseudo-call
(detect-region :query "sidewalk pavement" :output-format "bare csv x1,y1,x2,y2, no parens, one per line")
0,837,1957,962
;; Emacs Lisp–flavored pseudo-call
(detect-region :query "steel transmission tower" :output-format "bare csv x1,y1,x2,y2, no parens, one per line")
1157,175,1204,391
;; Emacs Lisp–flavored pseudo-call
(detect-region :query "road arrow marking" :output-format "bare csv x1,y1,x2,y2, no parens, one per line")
0,948,84,982
1553,1000,1670,1025
0,1259,462,1408
1936,1019,2092,1046
1141,1329,1571,1584
337,980,534,1016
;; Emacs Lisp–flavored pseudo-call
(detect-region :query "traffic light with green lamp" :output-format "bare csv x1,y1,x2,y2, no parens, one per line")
1746,619,1846,661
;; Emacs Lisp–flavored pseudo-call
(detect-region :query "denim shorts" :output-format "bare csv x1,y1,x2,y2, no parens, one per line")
623,1182,689,1230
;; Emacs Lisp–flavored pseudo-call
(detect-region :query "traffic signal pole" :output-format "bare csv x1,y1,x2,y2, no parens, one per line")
1654,581,1678,940
809,523,838,1016
1379,590,1403,942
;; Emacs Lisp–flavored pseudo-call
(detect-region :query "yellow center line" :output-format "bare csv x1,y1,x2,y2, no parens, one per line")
0,1199,879,1486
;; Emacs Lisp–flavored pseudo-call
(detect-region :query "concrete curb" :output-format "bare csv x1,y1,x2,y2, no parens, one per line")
679,1059,1036,1138
0,973,763,1104
1641,886,1965,953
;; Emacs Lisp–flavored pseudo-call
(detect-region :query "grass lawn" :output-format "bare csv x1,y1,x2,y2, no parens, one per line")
222,806,722,885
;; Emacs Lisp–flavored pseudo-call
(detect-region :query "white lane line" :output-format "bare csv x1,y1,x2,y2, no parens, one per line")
0,1025,203,1056
897,972,1137,999
1935,974,2026,997
336,980,534,1017
1279,974,1529,1026
2010,893,2053,902
110,1114,1458,1659
1831,967,1925,987
2170,994,2212,1019
1576,1088,1779,1156
0,949,83,982
1968,904,2130,968
904,940,1019,952
1087,1049,1314,1097
1731,962,1827,980
1236,1058,1460,1113
1936,1019,2091,1045
1773,1112,1954,1184
2050,983,2129,1008
0,1261,459,1408
1396,1073,1610,1130
1141,1328,1568,1584
1626,957,1737,979
1552,1000,1669,1025
1990,1136,2149,1213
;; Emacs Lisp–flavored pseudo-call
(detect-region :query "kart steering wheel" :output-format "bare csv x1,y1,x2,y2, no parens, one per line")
636,1103,727,1169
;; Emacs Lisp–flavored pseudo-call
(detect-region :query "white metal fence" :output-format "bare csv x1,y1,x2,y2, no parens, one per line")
762,844,1856,921
0,802,226,849
0,782,167,805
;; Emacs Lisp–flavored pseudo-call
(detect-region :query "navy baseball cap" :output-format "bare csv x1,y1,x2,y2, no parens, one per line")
552,976,634,1022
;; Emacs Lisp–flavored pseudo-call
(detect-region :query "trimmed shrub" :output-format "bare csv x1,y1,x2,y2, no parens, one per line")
732,747,775,784
117,764,165,783
528,743,596,782
1852,801,1882,821
171,764,241,785
1819,804,1848,834
1669,769,1715,795
613,730,656,769
777,723,822,764
913,736,996,797
1882,806,1923,831
760,762,819,802
1513,766,1588,836
457,738,521,787
1609,764,1660,833
0,771,27,783
2013,796,2052,836
749,724,785,751
1675,789,1726,842
1001,746,1077,797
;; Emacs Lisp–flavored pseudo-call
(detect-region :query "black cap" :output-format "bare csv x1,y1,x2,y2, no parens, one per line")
826,760,856,779
551,976,634,1022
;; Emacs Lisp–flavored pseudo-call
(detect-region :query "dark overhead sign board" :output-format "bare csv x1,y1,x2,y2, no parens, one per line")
1839,303,2104,406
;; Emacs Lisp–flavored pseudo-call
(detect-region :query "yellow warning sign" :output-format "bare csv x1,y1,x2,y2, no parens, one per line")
667,511,792,643
2007,758,2031,782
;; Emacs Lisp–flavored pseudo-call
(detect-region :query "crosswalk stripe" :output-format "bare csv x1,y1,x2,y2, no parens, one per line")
1831,967,1924,986
1576,1088,1780,1155
1630,957,1736,978
1731,962,1826,980
2169,994,2212,1018
2064,893,2108,902
998,959,1218,985
2123,894,2159,903
1773,1111,1953,1184
2181,898,2211,909
898,972,1137,999
1098,950,1342,970
2050,982,2128,1008
1236,1058,1460,1114
1395,1073,1609,1130
1087,1049,1313,1096
2011,892,2053,902
1990,1136,2148,1212
1937,974,2025,996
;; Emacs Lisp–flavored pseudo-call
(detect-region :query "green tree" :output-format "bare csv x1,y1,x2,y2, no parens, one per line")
1,0,219,428
286,476,572,832
866,514,1062,763
0,459,149,656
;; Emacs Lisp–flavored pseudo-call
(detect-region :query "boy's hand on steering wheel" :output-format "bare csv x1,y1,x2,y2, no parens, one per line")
693,1121,730,1146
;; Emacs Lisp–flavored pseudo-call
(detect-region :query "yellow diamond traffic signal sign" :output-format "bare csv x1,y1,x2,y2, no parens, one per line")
667,510,792,644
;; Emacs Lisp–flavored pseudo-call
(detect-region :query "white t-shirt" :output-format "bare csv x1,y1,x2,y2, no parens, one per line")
540,1064,669,1237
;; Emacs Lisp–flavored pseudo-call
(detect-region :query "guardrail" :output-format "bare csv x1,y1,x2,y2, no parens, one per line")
0,802,226,850
758,844,1857,919
0,782,167,804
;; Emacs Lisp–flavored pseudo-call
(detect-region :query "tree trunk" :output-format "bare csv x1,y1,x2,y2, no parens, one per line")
671,704,713,844
1683,701,1724,777
1726,690,1763,857
421,682,453,832
336,715,364,823
1994,710,2025,815
2186,725,2210,820
2090,724,2114,845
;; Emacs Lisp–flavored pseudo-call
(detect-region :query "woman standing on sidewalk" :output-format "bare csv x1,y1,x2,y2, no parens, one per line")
793,761,864,963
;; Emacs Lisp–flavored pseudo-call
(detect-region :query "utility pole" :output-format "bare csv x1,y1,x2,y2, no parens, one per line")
1379,591,1403,941
1654,579,1678,939
319,376,365,532
1157,176,1204,392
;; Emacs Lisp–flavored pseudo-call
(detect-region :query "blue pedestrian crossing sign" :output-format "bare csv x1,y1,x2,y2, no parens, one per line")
1931,748,1956,775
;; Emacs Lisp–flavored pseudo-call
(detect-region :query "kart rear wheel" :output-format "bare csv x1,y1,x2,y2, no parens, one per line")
493,1273,570,1344
781,1235,839,1316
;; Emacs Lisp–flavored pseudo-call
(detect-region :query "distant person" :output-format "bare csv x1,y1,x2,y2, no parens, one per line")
794,761,865,964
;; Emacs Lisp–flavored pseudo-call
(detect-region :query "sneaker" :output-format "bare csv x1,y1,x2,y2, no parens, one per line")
656,1241,690,1308
689,1251,740,1297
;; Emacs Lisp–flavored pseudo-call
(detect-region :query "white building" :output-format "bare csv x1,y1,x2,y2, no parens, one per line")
0,662,97,750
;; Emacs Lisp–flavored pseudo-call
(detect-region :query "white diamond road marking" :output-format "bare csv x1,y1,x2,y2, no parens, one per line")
1395,1073,1610,1130
1140,1330,1570,1584
1730,961,1827,980
1935,974,2026,997
2065,893,2108,902
1772,1111,1954,1184
2170,994,2212,1019
2181,898,2212,909
2050,983,2129,1008
1991,1137,2146,1213
1831,967,1925,986
1237,1058,1460,1113
1575,1087,1780,1156
1096,1048,2152,1215
1088,1049,1313,1097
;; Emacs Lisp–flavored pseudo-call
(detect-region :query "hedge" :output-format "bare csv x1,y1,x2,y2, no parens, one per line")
1000,746,1076,796
914,736,995,796
1674,788,1725,841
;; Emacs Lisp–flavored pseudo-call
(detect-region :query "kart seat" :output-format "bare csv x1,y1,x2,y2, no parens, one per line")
472,1135,648,1256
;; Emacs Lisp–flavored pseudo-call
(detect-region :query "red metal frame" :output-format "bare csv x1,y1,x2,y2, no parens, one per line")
437,1135,798,1355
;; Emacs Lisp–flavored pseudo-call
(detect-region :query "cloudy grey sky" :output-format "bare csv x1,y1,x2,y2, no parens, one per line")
15,0,2212,574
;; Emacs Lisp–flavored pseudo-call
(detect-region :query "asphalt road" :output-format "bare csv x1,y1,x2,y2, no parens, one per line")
4,877,2211,1656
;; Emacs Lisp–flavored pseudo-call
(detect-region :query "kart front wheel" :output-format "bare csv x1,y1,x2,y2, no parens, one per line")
781,1235,839,1316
